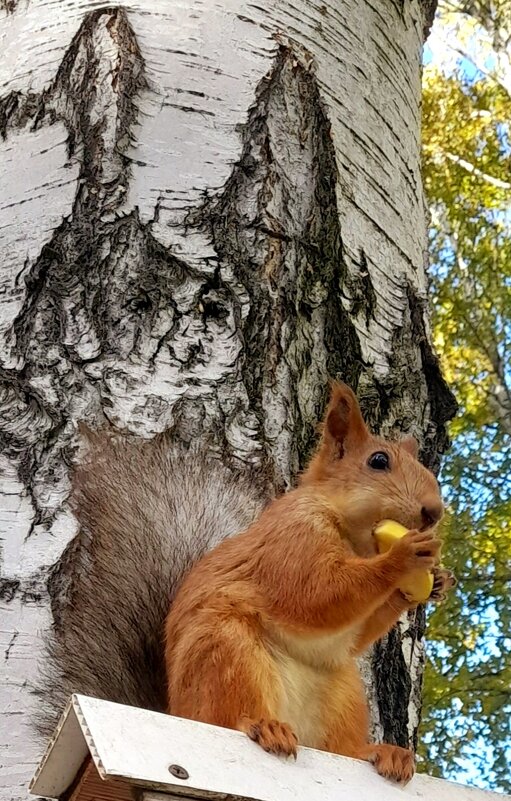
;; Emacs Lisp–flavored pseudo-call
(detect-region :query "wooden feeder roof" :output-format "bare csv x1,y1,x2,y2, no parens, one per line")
29,695,509,801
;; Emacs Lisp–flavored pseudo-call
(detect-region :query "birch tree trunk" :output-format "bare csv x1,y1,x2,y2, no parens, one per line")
0,1,456,799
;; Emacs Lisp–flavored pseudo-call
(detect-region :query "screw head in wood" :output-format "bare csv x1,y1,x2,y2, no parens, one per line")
169,764,189,780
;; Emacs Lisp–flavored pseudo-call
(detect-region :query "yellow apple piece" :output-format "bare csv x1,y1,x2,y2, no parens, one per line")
374,519,434,603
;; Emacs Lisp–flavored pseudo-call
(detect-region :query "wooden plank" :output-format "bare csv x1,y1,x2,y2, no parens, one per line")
66,759,137,801
30,695,509,801
29,696,89,799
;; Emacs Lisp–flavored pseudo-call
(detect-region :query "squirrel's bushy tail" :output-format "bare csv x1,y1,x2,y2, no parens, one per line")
36,429,267,736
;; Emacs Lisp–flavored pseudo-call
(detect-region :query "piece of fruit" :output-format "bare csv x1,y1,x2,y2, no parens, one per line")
374,519,434,603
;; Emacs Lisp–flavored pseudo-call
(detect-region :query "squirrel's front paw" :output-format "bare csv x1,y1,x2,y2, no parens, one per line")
363,743,415,783
244,717,298,759
428,567,457,603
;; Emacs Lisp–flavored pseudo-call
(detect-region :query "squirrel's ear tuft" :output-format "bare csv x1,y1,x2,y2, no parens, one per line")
322,381,369,457
400,436,419,459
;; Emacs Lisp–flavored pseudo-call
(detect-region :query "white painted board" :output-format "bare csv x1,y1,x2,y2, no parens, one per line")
30,696,508,801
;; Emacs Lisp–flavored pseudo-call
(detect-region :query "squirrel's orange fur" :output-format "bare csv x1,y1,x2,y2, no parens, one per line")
165,382,452,782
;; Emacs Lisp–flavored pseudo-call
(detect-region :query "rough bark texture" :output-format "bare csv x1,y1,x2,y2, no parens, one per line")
0,1,453,799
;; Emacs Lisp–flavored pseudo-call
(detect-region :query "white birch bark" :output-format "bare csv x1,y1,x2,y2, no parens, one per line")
0,1,455,799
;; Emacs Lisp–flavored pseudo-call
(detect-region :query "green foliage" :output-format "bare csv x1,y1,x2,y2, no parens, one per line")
419,3,511,792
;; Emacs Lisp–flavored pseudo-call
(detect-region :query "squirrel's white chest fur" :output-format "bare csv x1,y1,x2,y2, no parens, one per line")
269,625,360,748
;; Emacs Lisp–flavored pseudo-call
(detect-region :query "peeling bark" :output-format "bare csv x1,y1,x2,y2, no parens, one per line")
0,1,453,798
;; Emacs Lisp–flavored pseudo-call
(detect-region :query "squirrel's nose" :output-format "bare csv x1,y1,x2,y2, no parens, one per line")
421,502,443,529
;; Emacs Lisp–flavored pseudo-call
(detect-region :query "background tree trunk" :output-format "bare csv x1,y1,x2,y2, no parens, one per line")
0,1,455,799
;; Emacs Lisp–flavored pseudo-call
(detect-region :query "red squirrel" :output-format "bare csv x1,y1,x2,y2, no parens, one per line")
165,382,455,782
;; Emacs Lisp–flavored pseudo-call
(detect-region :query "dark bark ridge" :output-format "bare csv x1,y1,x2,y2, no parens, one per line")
0,8,360,534
0,0,18,13
421,0,439,38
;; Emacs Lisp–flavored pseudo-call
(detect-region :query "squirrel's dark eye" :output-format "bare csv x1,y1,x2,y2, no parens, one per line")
368,451,390,471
